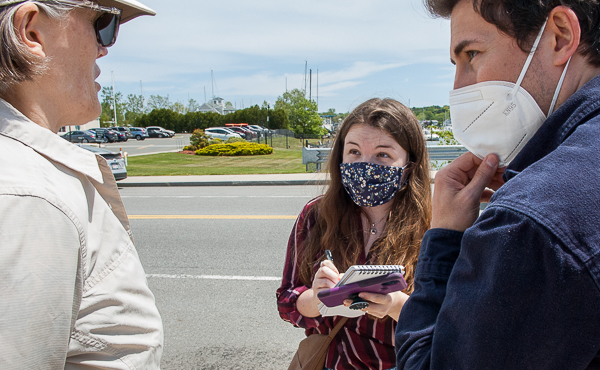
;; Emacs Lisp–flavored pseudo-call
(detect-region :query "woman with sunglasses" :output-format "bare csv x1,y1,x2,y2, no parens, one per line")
277,98,432,370
0,1,163,368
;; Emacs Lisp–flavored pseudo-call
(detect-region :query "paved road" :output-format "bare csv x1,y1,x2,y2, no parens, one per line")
120,185,325,369
103,134,191,156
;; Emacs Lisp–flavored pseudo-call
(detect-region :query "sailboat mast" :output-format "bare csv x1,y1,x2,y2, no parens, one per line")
309,69,312,101
304,61,307,95
211,70,214,99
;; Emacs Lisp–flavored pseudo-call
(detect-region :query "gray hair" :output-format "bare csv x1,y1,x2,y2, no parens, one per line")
0,1,74,94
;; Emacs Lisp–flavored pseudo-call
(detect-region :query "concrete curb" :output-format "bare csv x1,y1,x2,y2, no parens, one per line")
117,173,331,187
118,179,330,187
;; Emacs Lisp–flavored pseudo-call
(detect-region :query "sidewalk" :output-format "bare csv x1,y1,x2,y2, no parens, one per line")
118,173,331,187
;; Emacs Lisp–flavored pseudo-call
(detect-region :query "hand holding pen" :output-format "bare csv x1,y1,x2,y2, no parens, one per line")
312,250,341,296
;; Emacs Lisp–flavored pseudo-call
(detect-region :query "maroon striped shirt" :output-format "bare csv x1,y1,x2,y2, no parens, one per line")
276,197,397,370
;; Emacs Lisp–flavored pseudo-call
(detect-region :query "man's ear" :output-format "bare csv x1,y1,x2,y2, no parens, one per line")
13,2,46,58
547,6,581,66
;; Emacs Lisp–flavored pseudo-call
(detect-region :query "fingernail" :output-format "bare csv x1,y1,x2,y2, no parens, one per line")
486,155,498,167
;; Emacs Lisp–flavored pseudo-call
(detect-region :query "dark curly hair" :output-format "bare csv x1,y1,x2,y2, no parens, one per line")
424,0,600,66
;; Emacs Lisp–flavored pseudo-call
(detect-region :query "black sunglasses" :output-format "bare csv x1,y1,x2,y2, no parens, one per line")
56,0,122,47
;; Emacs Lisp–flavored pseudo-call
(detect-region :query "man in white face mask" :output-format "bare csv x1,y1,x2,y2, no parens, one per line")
396,0,600,368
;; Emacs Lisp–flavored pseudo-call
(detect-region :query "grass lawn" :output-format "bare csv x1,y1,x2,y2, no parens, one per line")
126,148,315,176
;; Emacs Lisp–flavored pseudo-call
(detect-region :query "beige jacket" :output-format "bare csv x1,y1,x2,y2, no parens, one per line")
0,99,163,369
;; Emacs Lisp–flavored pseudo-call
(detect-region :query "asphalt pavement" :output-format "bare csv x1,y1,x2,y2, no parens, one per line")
121,186,323,369
102,134,191,156
112,142,441,368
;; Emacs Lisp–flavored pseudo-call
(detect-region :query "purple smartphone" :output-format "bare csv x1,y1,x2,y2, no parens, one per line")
317,272,407,308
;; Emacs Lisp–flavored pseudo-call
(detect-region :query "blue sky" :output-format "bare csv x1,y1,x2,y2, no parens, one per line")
96,0,453,113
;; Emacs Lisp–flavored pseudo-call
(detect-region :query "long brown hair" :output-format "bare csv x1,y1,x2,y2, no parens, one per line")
298,98,431,293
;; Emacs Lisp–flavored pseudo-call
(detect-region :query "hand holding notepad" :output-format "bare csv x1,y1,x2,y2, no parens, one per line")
317,263,406,317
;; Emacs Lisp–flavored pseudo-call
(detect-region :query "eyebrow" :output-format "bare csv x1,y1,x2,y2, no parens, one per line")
450,38,480,65
346,141,395,149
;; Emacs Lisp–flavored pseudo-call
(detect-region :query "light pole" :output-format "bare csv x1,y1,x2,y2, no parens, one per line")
112,71,117,127
266,103,270,146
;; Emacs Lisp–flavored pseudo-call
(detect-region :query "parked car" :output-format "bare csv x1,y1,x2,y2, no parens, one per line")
226,126,253,140
129,127,148,141
60,130,103,143
249,125,269,134
78,145,127,181
146,126,175,138
204,127,242,141
247,125,270,137
88,128,118,143
108,129,128,142
239,126,257,138
109,126,133,139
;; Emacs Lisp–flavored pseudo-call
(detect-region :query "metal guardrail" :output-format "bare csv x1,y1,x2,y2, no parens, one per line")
427,145,469,161
302,147,331,171
302,145,469,170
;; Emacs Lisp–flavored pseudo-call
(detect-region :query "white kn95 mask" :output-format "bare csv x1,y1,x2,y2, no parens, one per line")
448,19,571,167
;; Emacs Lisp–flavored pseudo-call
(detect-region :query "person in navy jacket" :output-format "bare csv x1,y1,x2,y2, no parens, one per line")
396,0,600,368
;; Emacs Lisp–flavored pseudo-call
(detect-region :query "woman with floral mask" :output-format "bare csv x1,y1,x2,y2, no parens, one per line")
277,98,431,370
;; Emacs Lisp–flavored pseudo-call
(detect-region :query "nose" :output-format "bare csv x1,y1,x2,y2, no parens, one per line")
453,64,476,90
97,45,108,59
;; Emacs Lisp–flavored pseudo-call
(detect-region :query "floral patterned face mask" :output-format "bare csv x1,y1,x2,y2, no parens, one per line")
340,161,413,207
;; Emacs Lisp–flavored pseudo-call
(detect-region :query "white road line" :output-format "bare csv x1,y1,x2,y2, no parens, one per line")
146,274,281,281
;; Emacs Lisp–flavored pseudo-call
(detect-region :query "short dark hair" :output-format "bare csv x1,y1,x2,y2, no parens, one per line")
424,0,600,66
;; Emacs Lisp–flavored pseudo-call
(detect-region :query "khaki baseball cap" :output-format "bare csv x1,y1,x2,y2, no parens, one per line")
95,0,155,23
0,0,156,23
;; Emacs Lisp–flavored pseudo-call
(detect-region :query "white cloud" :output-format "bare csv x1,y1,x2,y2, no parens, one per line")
96,0,453,112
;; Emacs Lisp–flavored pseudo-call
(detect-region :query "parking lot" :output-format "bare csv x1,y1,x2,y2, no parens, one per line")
102,134,191,157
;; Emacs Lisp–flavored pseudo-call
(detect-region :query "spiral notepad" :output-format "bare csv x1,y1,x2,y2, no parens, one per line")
336,265,405,287
318,264,405,317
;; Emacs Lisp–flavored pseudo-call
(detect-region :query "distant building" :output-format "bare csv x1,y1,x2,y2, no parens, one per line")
58,118,100,133
197,97,236,115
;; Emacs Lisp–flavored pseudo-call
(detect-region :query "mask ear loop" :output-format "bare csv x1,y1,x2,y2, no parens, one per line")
510,19,549,98
547,57,571,116
398,162,414,189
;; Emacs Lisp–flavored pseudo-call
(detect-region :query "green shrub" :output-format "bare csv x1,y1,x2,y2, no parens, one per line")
188,129,216,150
226,137,247,143
196,142,273,156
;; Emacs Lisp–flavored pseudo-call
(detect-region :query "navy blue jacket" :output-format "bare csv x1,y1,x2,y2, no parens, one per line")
396,75,600,369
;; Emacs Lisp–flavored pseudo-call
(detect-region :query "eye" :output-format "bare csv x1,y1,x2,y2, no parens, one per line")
348,149,360,155
377,152,391,159
466,50,479,60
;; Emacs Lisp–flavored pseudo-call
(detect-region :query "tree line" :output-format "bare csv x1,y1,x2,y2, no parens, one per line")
99,87,328,135
411,105,450,128
99,86,448,134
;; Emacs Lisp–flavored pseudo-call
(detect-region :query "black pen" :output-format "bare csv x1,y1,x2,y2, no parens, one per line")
325,250,334,263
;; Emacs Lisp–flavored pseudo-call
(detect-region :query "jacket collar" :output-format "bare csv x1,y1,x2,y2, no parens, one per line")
504,74,600,182
0,99,104,184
